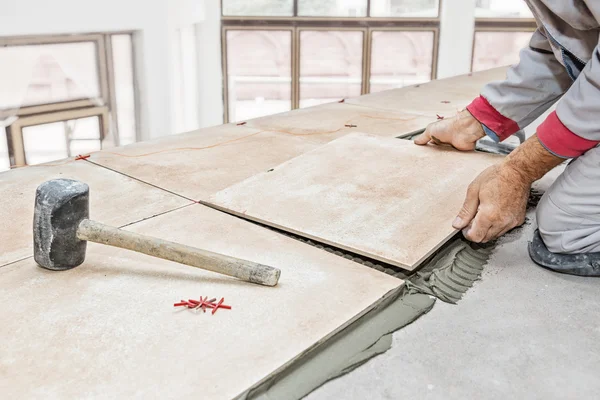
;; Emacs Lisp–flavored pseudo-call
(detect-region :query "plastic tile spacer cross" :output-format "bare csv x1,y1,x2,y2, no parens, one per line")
211,297,232,315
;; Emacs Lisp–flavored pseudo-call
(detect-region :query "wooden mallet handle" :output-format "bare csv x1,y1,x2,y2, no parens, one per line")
77,219,280,286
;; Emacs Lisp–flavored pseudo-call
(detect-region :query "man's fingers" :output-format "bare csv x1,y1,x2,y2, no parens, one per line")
483,216,521,242
414,130,432,145
462,214,492,243
453,184,479,230
483,224,507,243
415,121,452,146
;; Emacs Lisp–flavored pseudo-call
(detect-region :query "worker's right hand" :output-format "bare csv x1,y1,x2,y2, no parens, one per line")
414,109,486,151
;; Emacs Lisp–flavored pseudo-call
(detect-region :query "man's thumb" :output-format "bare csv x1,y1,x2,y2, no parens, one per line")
453,185,479,229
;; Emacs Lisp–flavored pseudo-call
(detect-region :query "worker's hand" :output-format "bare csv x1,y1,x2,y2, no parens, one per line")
414,109,486,151
453,163,529,243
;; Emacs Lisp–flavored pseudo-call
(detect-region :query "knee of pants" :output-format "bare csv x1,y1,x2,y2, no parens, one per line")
536,193,574,253
535,192,600,254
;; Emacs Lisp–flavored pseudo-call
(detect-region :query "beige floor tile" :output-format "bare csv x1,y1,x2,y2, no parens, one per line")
0,204,401,399
0,161,191,266
88,124,320,201
346,85,474,117
245,102,433,143
210,133,502,270
346,67,508,117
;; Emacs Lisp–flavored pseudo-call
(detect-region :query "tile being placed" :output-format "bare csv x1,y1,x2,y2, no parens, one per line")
346,67,508,117
0,160,191,266
244,102,434,143
210,133,502,270
88,124,319,201
0,204,401,399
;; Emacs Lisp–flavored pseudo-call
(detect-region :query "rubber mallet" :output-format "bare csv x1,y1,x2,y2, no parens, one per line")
33,179,280,286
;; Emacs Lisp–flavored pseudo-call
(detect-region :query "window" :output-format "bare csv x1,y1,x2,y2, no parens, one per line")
370,30,434,93
222,0,440,122
6,107,108,167
472,2,536,72
370,0,439,17
472,31,533,72
222,0,294,16
298,0,368,17
475,0,533,18
0,42,101,110
226,30,292,121
299,30,364,107
0,33,138,171
0,126,9,171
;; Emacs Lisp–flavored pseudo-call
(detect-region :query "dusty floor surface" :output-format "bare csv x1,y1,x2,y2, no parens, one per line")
307,171,600,399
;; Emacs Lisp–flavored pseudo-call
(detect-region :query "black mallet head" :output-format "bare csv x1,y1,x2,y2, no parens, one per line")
33,179,90,270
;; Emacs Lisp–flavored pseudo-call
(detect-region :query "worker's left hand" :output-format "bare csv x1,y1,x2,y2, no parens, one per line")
452,163,529,242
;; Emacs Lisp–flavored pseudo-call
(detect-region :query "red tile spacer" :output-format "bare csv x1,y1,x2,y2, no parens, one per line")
436,114,444,120
75,154,91,161
236,121,247,126
338,98,345,103
211,297,232,315
200,296,217,312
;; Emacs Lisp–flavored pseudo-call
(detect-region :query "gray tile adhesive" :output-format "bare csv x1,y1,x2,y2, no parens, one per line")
236,236,494,400
406,240,494,304
237,287,435,400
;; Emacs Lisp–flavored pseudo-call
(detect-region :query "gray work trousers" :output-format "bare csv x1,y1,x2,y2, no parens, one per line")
537,146,600,253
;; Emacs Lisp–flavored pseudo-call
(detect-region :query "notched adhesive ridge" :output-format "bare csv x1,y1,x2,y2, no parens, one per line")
407,238,494,304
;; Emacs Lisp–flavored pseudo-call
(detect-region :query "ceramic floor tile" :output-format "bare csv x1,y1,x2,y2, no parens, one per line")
0,161,191,266
0,204,401,399
346,85,474,117
88,124,320,201
244,102,434,143
428,66,508,93
210,133,502,270
346,67,508,117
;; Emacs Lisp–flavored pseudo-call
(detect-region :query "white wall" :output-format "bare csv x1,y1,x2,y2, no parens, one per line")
0,0,224,140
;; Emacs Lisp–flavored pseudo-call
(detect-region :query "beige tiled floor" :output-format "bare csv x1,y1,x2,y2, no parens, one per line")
0,204,401,399
346,67,508,117
88,124,320,202
245,102,434,143
210,133,502,270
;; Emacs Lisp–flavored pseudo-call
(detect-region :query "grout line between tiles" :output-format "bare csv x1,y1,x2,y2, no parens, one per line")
0,255,33,270
82,159,197,203
117,202,197,229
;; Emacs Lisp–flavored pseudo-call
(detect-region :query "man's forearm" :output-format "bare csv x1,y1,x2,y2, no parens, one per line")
503,134,565,185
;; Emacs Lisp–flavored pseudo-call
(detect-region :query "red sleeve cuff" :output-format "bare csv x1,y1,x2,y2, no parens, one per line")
536,111,599,158
466,96,520,141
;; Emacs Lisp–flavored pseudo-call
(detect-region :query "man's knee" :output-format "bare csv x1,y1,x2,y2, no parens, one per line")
536,193,568,253
536,192,600,254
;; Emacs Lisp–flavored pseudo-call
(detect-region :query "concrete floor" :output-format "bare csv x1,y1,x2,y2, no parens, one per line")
307,169,600,400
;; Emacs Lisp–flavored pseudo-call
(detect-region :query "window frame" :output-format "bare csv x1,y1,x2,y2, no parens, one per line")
296,26,368,107
0,34,110,119
6,105,109,167
222,26,295,123
0,32,140,169
221,1,441,123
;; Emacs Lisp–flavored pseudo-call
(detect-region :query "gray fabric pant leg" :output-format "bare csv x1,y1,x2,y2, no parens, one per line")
536,146,600,254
